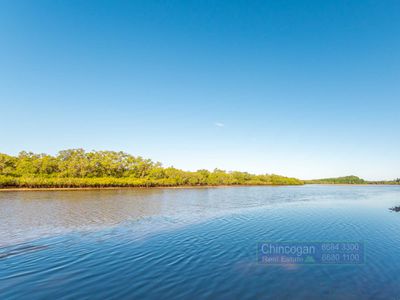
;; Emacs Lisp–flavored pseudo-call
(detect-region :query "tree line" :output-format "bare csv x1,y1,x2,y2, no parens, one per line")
305,176,366,184
0,149,303,188
305,175,400,185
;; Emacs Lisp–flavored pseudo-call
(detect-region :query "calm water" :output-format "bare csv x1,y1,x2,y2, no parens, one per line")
1,185,400,299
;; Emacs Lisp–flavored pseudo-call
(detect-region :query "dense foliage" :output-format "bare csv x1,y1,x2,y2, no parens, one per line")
0,149,303,188
306,176,366,184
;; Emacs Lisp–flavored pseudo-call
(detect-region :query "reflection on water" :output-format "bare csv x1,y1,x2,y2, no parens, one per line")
1,185,400,299
0,186,349,246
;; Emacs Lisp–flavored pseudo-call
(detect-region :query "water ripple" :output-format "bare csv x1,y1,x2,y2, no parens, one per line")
2,186,400,299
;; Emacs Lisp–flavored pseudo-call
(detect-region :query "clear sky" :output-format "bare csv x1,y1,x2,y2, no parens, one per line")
1,0,399,180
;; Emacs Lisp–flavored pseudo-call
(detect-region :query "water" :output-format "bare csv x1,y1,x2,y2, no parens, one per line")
1,185,400,299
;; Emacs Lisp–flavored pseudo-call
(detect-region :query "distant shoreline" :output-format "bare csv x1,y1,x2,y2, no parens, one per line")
307,183,400,186
2,150,397,188
0,183,398,192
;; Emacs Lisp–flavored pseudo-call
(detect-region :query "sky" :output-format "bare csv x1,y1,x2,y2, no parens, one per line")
1,0,399,180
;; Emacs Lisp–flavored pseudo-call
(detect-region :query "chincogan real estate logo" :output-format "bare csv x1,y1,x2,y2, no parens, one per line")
257,242,364,265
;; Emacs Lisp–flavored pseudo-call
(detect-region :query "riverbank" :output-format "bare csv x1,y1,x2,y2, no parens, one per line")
0,174,303,189
0,184,295,192
0,150,303,188
3,183,400,192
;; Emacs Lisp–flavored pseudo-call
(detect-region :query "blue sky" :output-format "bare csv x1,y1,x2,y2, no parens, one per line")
1,0,399,180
